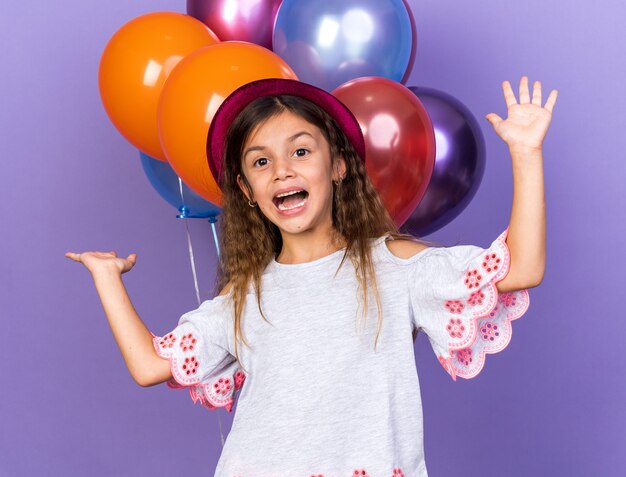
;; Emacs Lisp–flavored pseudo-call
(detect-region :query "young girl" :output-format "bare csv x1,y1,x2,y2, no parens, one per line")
66,76,557,476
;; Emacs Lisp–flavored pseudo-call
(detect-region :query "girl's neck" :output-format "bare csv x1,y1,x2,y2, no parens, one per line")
276,228,346,265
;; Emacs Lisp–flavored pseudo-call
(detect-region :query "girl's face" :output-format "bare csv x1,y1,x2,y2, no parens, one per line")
237,110,346,238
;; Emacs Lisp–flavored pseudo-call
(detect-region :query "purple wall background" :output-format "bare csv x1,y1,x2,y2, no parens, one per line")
1,0,623,475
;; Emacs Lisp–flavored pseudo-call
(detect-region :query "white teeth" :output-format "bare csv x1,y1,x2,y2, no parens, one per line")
275,190,304,198
277,198,307,211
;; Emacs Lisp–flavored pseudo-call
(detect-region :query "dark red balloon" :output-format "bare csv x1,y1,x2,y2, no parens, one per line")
187,0,282,49
332,77,435,226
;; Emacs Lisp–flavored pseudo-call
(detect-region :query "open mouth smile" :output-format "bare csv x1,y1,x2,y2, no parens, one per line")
272,188,309,212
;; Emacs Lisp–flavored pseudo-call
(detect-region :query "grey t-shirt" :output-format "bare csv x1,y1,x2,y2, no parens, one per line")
153,229,530,476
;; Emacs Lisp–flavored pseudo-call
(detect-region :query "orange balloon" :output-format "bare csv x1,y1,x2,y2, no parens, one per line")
98,12,219,160
158,41,297,205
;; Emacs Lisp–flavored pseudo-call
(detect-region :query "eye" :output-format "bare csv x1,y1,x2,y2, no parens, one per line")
294,148,309,157
253,157,269,168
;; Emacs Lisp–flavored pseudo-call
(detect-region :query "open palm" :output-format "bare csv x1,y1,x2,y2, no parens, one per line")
65,250,137,275
486,76,558,153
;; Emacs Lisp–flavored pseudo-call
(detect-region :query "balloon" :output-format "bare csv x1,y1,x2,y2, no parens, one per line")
98,12,220,160
273,0,413,91
187,0,282,49
399,0,417,85
401,86,486,236
140,152,221,218
332,77,436,226
158,41,297,205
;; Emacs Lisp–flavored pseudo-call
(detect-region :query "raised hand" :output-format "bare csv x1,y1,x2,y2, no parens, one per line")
65,250,137,276
485,75,558,154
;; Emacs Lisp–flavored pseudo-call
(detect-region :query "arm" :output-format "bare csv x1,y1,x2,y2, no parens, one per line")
501,148,545,292
65,251,172,387
485,75,558,292
92,268,172,387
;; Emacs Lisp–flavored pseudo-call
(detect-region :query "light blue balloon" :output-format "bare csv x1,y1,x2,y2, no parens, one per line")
139,152,221,219
273,0,413,91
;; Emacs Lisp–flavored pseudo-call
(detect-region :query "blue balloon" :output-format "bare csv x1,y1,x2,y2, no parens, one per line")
273,0,413,91
139,152,221,219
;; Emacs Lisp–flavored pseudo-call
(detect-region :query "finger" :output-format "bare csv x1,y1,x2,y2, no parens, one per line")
544,89,558,113
502,80,517,108
485,113,503,127
127,253,137,262
519,76,530,104
532,80,542,106
110,251,117,257
65,252,81,262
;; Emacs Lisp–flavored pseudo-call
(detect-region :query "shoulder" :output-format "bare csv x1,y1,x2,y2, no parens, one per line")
384,238,430,259
218,281,233,296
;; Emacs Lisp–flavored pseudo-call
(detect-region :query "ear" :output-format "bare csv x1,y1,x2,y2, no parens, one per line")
333,155,347,182
236,174,253,202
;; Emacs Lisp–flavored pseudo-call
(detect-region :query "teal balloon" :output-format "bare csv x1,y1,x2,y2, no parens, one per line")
140,152,221,218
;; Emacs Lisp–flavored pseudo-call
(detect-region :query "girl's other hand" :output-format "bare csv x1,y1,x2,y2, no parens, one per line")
485,75,558,155
65,251,137,276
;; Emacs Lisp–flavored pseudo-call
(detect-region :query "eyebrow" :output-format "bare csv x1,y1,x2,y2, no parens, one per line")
243,131,315,158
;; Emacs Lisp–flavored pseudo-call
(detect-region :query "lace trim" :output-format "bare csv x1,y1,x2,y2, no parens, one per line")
150,331,245,412
237,467,405,477
438,228,531,380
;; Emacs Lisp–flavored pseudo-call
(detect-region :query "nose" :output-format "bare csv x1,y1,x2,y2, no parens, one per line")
272,155,295,181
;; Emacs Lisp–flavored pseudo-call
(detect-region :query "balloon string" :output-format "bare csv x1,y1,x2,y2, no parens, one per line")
184,219,202,307
178,178,226,447
208,216,226,447
210,218,220,256
178,178,202,306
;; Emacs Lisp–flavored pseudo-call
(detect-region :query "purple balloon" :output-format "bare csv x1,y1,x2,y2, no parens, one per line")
401,86,486,237
187,0,282,49
273,0,413,91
